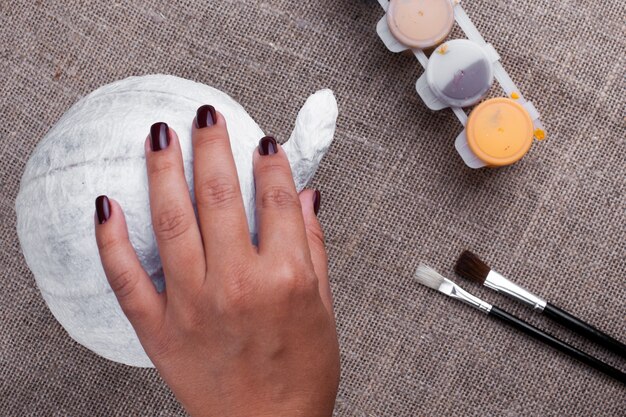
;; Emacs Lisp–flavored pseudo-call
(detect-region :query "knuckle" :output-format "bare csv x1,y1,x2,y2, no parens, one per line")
147,158,178,179
153,205,192,242
108,269,139,301
195,129,226,149
257,160,291,178
276,260,317,296
275,261,300,281
195,176,239,209
97,234,124,254
218,262,255,312
307,223,326,247
260,186,300,211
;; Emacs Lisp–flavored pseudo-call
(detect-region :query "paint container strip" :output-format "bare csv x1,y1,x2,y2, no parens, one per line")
375,0,547,167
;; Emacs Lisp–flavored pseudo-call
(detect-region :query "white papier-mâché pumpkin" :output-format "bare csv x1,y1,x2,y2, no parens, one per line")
15,75,338,367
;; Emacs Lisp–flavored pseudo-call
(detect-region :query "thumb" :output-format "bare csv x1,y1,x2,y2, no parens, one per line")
298,189,333,316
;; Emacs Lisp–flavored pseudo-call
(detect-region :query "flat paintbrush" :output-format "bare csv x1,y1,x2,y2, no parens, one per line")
455,251,626,358
414,264,626,383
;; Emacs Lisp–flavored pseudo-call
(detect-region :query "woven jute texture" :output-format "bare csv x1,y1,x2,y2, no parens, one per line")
1,0,625,415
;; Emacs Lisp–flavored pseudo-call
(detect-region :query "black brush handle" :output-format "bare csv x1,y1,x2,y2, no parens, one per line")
543,303,626,358
489,306,626,384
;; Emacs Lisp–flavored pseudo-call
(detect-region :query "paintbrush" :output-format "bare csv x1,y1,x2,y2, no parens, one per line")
414,264,626,383
454,251,626,358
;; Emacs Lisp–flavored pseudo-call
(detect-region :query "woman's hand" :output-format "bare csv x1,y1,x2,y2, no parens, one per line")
93,106,339,417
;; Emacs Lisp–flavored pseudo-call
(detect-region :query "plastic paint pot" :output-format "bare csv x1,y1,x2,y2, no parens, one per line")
387,0,454,49
466,98,534,167
427,39,493,108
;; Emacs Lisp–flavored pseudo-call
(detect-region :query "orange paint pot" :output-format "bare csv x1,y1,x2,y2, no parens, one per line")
387,0,455,50
466,98,534,167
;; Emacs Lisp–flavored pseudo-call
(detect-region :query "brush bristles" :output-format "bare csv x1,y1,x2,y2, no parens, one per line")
415,264,446,290
454,250,490,284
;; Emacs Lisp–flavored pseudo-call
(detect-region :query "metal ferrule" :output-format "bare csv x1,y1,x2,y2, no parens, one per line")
438,279,493,314
484,270,547,311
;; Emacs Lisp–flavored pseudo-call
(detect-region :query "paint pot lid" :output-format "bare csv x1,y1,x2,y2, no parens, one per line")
426,39,493,108
466,98,534,166
387,0,454,49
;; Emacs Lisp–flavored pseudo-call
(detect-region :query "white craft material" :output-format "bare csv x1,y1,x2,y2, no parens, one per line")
15,75,338,367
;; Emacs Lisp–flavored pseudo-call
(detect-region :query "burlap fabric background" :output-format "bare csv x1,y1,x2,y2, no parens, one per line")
1,0,624,415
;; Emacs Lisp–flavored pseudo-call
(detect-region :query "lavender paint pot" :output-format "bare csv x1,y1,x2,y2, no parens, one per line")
426,39,494,108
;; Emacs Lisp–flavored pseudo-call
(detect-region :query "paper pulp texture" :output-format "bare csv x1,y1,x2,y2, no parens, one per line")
15,75,338,367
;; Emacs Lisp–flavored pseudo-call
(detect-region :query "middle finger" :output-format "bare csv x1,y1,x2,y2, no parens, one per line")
192,106,252,264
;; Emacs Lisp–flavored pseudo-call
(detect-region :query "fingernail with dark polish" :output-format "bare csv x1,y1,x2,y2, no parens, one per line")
95,195,111,224
150,122,170,151
258,136,278,156
313,190,321,216
195,105,216,129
